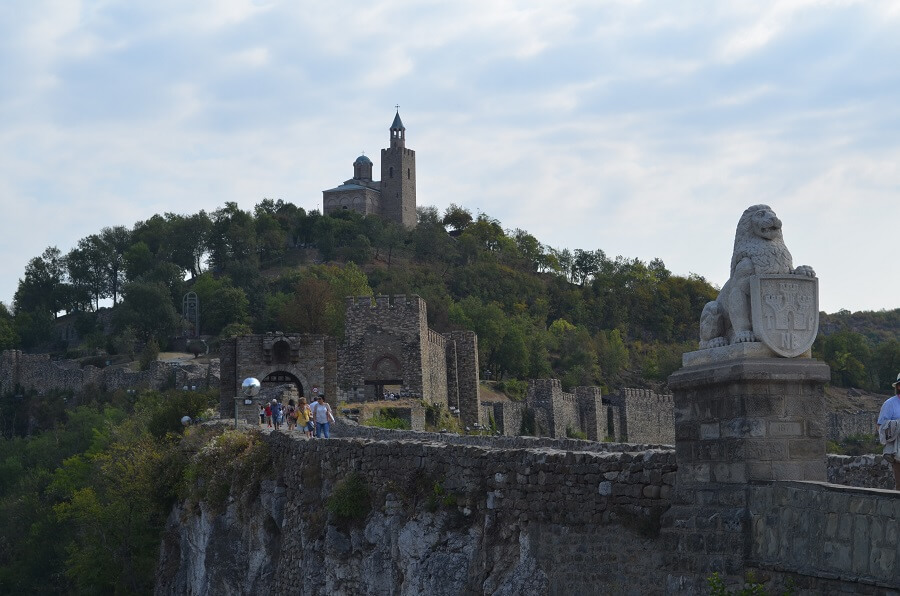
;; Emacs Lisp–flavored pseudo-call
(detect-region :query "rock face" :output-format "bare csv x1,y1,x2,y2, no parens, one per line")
155,431,675,595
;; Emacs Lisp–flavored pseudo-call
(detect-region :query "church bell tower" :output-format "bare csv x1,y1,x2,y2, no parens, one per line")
380,110,417,227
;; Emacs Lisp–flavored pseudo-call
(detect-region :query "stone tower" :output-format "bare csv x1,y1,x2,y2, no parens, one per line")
380,111,417,227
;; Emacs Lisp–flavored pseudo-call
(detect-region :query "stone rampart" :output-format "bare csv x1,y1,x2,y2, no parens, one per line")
828,410,877,442
620,388,674,444
749,481,900,590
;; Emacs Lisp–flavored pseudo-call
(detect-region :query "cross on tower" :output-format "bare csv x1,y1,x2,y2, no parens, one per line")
395,104,400,111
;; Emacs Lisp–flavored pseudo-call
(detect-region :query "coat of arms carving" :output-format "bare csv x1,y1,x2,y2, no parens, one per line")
750,274,819,357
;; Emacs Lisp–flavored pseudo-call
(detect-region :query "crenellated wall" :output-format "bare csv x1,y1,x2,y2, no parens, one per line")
618,388,675,444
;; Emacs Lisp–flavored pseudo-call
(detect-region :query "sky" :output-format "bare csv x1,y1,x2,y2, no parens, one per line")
1,0,899,315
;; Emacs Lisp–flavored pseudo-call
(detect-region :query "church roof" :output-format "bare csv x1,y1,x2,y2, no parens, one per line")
390,111,405,130
323,183,368,193
354,154,372,164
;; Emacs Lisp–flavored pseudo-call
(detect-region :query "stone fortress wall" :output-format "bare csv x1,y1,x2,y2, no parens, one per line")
480,381,674,444
159,421,900,594
828,410,878,442
0,349,219,397
337,295,481,429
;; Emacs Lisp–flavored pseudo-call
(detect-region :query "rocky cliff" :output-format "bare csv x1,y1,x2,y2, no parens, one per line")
155,428,676,595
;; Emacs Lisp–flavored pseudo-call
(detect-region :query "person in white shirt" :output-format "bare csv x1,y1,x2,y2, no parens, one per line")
876,373,900,489
311,395,336,438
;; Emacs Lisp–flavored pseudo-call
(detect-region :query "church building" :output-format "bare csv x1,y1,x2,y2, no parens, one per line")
322,111,417,228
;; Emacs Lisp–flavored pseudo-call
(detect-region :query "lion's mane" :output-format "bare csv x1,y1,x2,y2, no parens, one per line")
729,204,794,276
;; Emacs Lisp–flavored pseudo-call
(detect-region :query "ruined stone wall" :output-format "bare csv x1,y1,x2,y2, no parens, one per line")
0,350,219,399
828,411,878,442
748,481,900,590
621,388,675,445
444,330,479,430
481,400,525,436
525,380,602,439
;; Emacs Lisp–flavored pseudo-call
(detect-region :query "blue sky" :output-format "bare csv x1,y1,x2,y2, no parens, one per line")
1,0,899,314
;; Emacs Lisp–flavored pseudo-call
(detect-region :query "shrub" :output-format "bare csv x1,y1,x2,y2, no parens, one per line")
566,426,587,440
138,339,159,371
363,409,411,430
327,472,370,521
495,378,527,401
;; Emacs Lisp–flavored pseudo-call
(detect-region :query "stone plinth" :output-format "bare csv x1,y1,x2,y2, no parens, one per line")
668,356,830,488
663,354,830,585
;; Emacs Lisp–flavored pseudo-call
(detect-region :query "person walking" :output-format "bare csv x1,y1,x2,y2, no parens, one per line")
297,397,313,438
272,399,283,431
311,395,336,438
264,402,273,428
877,373,900,489
258,404,266,426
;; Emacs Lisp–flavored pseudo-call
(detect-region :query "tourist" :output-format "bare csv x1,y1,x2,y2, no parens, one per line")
877,373,900,489
286,401,297,431
296,397,313,438
258,404,266,426
272,399,282,431
264,402,273,428
311,394,336,438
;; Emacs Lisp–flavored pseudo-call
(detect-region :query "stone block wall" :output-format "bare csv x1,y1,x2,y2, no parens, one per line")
828,411,877,442
340,295,427,401
748,481,900,590
620,388,674,445
575,386,603,441
422,329,448,406
481,400,525,436
827,454,894,490
524,380,604,439
219,333,333,416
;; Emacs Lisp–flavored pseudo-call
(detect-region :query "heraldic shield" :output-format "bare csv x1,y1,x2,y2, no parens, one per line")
750,274,819,357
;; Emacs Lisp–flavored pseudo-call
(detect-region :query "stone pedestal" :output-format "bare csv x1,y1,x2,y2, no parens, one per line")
662,352,830,586
668,356,830,490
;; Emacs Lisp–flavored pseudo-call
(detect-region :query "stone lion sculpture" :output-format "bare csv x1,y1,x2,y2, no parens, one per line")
699,204,815,349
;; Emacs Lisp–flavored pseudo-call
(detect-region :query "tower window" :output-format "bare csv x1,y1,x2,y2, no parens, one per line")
389,167,393,178
407,168,410,179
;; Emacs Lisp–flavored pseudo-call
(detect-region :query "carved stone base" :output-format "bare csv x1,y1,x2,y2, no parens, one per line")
682,342,811,367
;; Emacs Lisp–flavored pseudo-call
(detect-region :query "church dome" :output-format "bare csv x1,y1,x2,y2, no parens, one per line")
354,154,372,165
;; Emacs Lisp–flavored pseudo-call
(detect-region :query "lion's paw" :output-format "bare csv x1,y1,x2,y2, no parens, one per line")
732,330,756,344
792,265,816,277
703,337,728,349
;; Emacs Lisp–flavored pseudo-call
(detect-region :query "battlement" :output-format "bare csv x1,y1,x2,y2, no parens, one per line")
623,388,673,406
345,294,424,312
426,328,446,349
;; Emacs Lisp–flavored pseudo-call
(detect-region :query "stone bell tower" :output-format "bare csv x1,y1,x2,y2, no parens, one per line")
380,110,417,228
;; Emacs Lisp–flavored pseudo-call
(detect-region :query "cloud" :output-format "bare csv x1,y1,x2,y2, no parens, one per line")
0,0,898,315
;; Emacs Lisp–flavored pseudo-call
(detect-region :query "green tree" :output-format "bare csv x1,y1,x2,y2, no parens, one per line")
14,246,69,316
192,274,250,336
114,282,180,343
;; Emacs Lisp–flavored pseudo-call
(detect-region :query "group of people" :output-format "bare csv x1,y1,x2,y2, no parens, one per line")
259,394,336,438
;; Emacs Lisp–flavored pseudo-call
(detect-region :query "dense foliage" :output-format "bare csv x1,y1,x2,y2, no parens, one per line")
0,388,219,594
6,199,897,391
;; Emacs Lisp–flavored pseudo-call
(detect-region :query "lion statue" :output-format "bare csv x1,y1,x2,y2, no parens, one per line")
699,204,815,349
